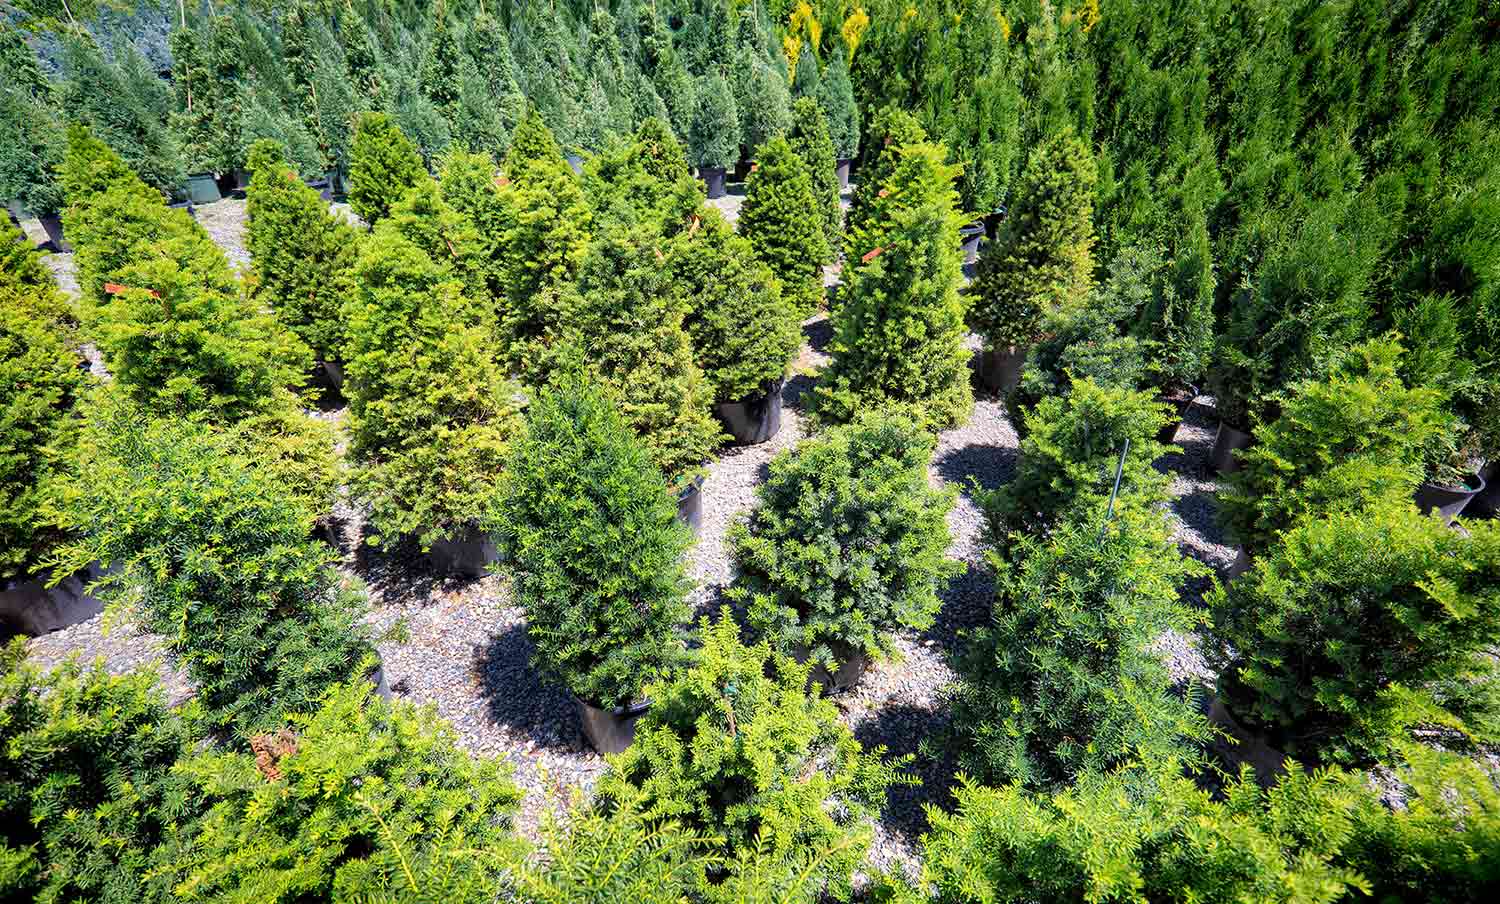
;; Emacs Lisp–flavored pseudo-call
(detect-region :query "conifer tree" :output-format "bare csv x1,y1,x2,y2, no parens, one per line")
169,26,219,173
419,0,462,118
562,224,721,479
787,97,841,256
0,76,65,218
688,70,739,171
819,48,859,161
733,50,792,160
971,129,1098,355
463,11,525,137
792,44,821,98
638,4,695,138
244,139,358,366
57,34,184,195
842,107,926,259
812,143,972,428
739,134,829,317
348,111,429,224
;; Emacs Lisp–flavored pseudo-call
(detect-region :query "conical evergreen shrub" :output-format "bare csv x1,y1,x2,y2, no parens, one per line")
244,139,357,365
733,50,792,160
812,142,972,428
739,134,828,317
348,111,429,224
842,107,926,259
970,129,1098,354
669,208,798,404
818,49,858,161
492,371,691,709
688,70,739,171
57,34,184,195
562,224,721,480
787,97,842,256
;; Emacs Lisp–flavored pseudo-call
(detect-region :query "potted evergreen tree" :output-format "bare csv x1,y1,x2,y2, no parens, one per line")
169,25,224,205
842,107,927,261
730,411,960,691
348,111,429,224
812,142,973,428
819,48,860,188
687,70,738,199
739,134,829,317
787,97,841,256
970,129,1097,396
669,207,800,444
0,75,66,250
493,372,692,754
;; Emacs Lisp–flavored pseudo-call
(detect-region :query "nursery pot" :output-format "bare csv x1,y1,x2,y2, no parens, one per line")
574,695,651,755
959,221,985,265
185,172,222,205
37,214,69,252
836,158,851,191
428,526,500,578
320,359,345,391
714,378,784,446
366,654,393,702
1467,461,1500,518
5,199,25,226
1206,694,1288,788
975,344,1029,395
1415,471,1486,525
1155,384,1199,444
674,475,705,536
700,165,728,199
732,159,753,182
566,154,584,175
1224,546,1254,581
0,562,110,637
792,639,870,694
1210,422,1254,475
325,168,349,201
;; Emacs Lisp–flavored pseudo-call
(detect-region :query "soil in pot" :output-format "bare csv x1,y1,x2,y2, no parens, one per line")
701,165,728,199
714,379,784,446
1211,422,1254,475
575,696,651,755
428,526,500,578
1155,384,1198,444
186,172,222,205
791,639,870,694
974,344,1029,396
836,158,851,191
1415,471,1487,525
0,562,110,636
959,221,985,265
674,475,705,536
1468,461,1500,518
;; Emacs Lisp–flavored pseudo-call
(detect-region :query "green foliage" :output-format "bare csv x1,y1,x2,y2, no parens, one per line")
1208,499,1500,765
168,26,225,174
739,134,829,317
282,2,360,174
54,396,371,738
787,97,841,254
731,410,959,666
60,128,310,422
841,106,927,258
57,35,184,195
164,681,522,901
916,761,1370,904
1218,339,1450,553
343,216,522,550
818,49,859,160
0,643,197,904
581,118,700,231
670,207,798,403
0,247,82,582
562,224,722,479
463,12,526,141
688,70,740,170
953,508,1210,790
791,44,821,98
813,142,972,428
0,79,65,216
983,376,1172,541
244,139,357,362
492,372,691,709
733,47,792,159
970,128,1097,350
348,111,429,224
599,611,906,900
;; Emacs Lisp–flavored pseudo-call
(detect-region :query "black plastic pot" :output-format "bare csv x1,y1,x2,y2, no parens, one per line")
792,640,870,694
836,158,851,191
0,562,109,636
566,154,584,175
732,159,753,182
1415,471,1486,525
1225,546,1253,581
715,379,784,445
1211,422,1254,475
674,475,705,535
185,172,222,205
975,344,1028,395
959,221,985,264
325,169,349,201
1206,695,1289,787
366,655,393,701
1155,384,1198,444
574,695,651,755
1468,461,1500,518
428,526,500,578
320,359,345,392
37,214,69,252
701,165,728,199
983,208,1006,239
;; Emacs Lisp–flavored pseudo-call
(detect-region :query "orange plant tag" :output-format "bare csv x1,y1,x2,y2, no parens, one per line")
104,282,161,299
861,246,884,263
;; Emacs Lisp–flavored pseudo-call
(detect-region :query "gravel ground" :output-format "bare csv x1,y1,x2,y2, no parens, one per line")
20,186,1250,874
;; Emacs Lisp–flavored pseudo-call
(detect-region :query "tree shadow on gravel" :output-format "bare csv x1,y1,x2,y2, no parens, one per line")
927,559,996,648
803,315,834,354
932,443,1017,500
473,621,582,751
783,371,819,409
853,703,962,851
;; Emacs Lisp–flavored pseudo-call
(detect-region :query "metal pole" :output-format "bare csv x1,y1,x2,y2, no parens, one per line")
1101,437,1130,538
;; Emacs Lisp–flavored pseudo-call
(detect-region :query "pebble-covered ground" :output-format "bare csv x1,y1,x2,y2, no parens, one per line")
18,188,1243,876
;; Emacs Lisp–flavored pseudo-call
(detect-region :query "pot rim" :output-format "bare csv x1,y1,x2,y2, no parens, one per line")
1423,471,1486,495
572,693,652,717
